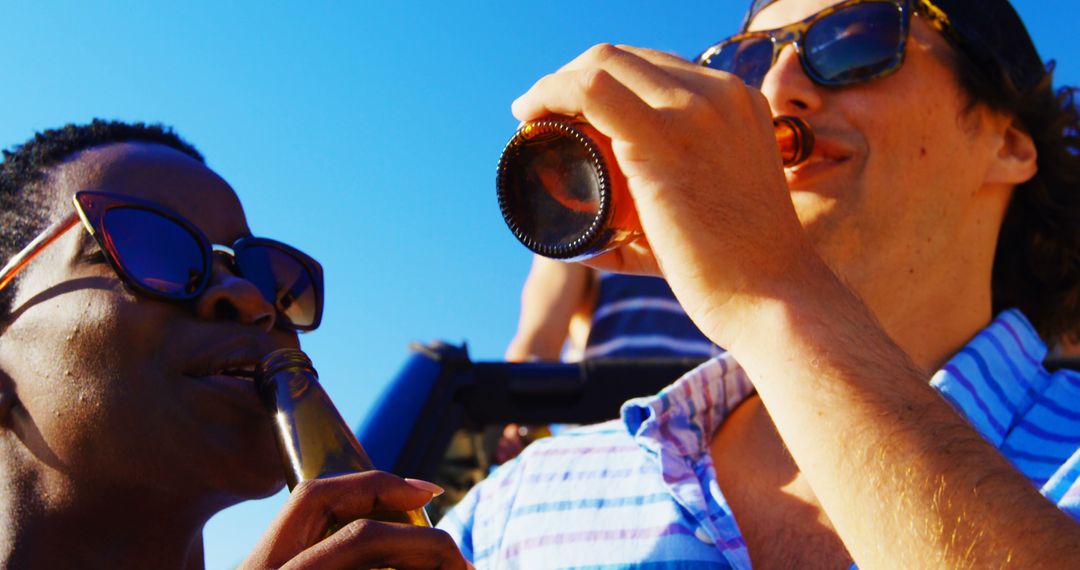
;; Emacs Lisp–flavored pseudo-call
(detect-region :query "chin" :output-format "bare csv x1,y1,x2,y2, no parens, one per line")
206,459,287,508
199,479,287,518
196,422,288,500
232,472,288,501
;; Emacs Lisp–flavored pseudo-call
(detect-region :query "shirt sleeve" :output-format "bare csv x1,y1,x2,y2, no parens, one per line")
436,480,481,562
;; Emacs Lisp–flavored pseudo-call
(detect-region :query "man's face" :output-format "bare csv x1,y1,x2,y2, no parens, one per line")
0,142,297,510
748,0,1011,317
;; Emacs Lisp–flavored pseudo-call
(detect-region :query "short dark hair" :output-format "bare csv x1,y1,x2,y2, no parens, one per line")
945,50,1080,343
0,119,204,318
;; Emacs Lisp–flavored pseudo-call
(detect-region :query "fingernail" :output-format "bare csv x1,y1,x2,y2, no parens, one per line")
404,478,444,496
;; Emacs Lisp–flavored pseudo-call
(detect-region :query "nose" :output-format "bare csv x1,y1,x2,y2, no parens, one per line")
194,264,276,332
759,44,823,116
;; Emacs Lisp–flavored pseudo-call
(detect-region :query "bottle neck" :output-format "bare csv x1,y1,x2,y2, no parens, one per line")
256,350,375,488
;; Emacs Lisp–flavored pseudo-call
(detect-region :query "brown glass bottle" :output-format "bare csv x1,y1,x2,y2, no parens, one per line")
496,115,814,261
255,348,431,527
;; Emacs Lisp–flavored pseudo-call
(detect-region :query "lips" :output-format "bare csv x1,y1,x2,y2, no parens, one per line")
199,359,258,381
182,339,280,409
784,134,858,188
788,137,853,170
188,353,262,383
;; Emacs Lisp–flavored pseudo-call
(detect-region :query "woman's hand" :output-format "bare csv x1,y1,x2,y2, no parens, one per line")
242,471,469,570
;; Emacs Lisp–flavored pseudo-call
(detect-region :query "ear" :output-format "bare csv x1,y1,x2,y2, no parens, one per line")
984,117,1038,187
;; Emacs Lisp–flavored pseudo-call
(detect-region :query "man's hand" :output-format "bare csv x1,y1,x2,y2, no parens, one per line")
242,471,469,570
511,44,817,347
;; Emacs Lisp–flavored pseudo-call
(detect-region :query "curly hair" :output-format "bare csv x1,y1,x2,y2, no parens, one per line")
944,48,1080,343
990,74,1080,344
0,119,203,319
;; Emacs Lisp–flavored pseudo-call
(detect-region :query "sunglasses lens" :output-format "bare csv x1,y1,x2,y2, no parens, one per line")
805,2,904,84
102,207,206,296
235,244,321,329
703,36,774,88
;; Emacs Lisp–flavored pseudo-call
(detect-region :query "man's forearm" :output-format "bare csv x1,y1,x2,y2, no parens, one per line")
726,258,1080,569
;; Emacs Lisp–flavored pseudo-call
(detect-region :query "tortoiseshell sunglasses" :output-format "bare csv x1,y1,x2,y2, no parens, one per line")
0,191,324,331
695,0,953,88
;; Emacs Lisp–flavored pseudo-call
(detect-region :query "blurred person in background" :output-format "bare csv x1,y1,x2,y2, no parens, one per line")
506,256,719,362
497,256,719,462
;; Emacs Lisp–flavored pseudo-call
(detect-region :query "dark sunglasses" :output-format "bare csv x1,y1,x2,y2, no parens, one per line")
0,191,324,331
695,0,953,88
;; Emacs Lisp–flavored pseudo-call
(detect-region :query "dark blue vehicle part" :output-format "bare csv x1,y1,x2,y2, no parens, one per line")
357,343,1080,483
356,341,705,481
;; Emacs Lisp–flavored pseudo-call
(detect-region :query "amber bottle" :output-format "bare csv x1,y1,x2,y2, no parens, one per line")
256,348,431,527
496,115,814,261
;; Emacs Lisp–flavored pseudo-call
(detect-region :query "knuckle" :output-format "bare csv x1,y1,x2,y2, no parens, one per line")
749,88,772,114
288,479,325,505
578,68,614,96
538,70,560,85
676,91,711,116
659,90,715,129
585,42,620,62
432,528,459,552
337,517,380,544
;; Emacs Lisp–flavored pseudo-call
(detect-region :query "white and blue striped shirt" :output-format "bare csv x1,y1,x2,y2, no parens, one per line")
439,310,1080,568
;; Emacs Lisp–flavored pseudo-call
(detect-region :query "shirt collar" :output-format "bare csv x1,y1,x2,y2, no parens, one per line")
621,350,752,461
621,309,1049,457
930,308,1050,446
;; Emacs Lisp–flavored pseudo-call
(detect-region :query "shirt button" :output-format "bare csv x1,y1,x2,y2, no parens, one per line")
694,526,714,545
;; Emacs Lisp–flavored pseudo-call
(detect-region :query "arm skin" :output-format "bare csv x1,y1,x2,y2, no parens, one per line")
510,43,1080,568
505,255,593,362
733,255,1080,569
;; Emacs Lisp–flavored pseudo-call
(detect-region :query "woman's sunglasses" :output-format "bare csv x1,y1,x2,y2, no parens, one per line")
0,191,324,331
695,0,953,88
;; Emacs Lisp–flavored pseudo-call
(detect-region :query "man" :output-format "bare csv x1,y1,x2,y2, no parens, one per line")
440,0,1080,567
0,121,467,568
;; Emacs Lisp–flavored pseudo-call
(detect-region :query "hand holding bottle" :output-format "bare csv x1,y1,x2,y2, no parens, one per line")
509,43,825,348
498,116,810,261
241,471,470,569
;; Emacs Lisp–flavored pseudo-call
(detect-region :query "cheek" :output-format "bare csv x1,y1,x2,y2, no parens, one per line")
857,94,976,203
866,100,939,167
5,287,179,443
58,288,173,373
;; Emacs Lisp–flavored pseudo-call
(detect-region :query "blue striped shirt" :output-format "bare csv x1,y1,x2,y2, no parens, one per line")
584,273,719,359
439,310,1080,568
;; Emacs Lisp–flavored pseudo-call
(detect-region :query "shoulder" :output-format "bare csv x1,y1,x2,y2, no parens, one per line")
438,418,730,567
438,420,663,559
471,420,641,502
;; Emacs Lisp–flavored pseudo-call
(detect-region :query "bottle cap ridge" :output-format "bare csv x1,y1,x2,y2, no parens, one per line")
496,116,612,260
255,348,317,389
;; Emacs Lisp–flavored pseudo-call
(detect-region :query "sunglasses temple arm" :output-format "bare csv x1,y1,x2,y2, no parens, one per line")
0,213,81,293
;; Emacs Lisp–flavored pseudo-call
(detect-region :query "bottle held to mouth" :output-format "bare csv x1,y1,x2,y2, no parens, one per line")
255,348,432,528
496,115,814,261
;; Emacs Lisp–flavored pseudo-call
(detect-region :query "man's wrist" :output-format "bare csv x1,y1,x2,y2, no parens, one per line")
709,244,853,358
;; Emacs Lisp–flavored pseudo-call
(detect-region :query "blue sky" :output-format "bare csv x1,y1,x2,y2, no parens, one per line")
1,2,1075,567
